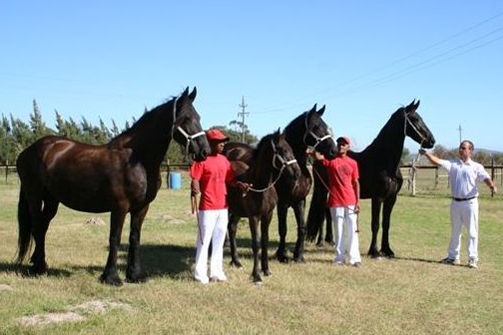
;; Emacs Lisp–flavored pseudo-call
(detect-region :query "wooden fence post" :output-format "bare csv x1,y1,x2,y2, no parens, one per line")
435,167,438,189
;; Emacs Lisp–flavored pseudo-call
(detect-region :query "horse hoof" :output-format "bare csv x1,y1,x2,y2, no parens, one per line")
276,254,289,263
230,260,243,268
263,269,272,277
253,280,264,286
316,241,324,248
29,263,48,276
99,274,123,286
381,250,395,258
293,255,305,263
125,274,148,283
368,250,381,259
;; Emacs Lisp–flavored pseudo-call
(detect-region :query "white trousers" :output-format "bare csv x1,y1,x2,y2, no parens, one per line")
448,199,479,262
194,209,228,283
330,206,361,264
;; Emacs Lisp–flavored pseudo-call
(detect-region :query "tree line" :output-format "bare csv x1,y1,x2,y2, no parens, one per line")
0,100,258,166
1,100,500,166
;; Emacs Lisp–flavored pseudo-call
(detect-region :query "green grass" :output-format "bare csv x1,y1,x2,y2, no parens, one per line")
1,173,502,334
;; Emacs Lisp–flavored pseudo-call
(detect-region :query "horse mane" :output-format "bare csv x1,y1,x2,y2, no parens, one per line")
359,106,406,155
253,131,279,160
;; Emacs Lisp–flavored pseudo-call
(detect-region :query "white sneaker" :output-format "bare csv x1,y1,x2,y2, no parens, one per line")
195,277,209,284
468,259,478,269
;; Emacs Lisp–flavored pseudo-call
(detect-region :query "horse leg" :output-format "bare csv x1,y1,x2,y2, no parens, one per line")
316,221,324,247
368,198,382,258
228,213,242,268
380,195,397,258
30,195,59,275
324,208,333,244
125,205,149,283
100,209,127,286
275,202,289,263
249,216,262,284
261,211,273,277
293,200,306,263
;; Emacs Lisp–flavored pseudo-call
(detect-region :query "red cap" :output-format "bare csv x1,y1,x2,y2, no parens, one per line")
336,136,350,145
206,129,229,142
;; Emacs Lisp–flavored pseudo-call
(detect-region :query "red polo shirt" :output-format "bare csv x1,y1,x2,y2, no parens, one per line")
322,155,359,207
190,153,236,210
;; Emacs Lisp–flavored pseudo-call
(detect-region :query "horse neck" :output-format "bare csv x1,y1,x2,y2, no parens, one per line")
364,117,406,169
248,149,276,189
109,104,173,168
284,123,309,166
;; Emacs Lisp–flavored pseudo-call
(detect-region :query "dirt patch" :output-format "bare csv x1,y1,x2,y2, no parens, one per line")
160,213,186,224
18,299,132,327
84,217,106,226
19,312,85,326
0,284,13,291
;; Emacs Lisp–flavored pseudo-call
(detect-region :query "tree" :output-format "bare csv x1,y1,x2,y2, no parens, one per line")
110,119,121,137
0,115,16,164
433,144,454,159
30,99,53,139
401,147,411,163
9,115,32,157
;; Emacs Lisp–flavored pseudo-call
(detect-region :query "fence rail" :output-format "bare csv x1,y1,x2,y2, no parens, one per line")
3,163,503,194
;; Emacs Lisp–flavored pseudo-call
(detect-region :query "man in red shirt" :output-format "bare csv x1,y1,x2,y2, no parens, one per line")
312,136,361,267
190,129,249,284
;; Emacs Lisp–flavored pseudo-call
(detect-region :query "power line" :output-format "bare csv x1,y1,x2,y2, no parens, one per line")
238,96,249,142
255,11,503,115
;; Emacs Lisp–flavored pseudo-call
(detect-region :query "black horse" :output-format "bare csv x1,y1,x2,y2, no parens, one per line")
225,130,301,284
16,87,210,285
307,100,435,257
275,105,337,263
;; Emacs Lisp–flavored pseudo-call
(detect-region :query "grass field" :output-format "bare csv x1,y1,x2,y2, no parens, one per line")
0,172,502,334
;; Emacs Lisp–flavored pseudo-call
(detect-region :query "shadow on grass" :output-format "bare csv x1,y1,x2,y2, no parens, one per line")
394,256,443,264
0,238,316,281
0,262,73,277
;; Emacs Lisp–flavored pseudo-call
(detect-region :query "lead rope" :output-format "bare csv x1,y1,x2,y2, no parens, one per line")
246,140,297,194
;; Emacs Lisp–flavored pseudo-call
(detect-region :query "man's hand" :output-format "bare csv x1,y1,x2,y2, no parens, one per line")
419,148,426,155
235,181,251,192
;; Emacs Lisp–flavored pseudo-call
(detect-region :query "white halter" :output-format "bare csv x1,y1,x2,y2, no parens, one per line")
247,139,298,193
171,95,206,156
303,113,333,150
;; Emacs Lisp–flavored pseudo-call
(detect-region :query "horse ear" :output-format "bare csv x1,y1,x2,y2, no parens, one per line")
308,104,317,117
406,99,418,114
189,87,197,101
182,87,189,97
317,104,326,115
414,99,420,109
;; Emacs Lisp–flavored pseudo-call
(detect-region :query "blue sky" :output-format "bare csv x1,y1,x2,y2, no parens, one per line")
1,1,503,153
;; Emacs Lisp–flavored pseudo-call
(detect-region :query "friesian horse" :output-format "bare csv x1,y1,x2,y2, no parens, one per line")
307,100,435,257
275,105,337,263
225,130,301,284
16,87,210,285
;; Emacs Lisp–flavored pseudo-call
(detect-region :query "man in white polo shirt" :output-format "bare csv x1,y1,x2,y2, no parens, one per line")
420,140,497,269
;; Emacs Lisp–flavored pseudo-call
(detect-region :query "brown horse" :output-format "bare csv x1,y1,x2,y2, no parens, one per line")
15,87,210,285
225,130,301,284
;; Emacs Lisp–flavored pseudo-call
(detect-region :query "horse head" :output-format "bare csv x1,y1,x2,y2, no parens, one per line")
257,130,301,180
172,87,210,161
303,104,337,159
402,100,435,149
271,130,301,180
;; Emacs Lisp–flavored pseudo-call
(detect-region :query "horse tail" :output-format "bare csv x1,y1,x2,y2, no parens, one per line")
16,187,33,264
306,161,329,241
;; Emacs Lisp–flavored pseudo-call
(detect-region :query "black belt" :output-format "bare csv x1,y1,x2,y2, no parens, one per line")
453,196,477,202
